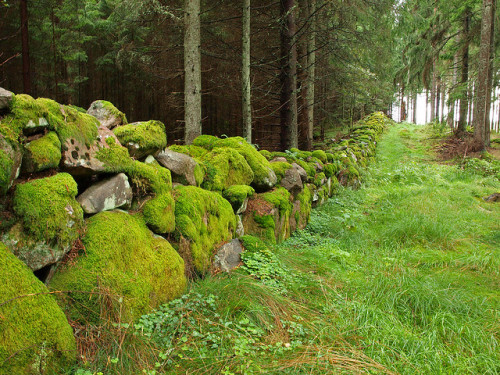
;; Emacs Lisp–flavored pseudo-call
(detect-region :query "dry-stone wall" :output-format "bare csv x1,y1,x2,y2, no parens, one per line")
0,88,388,373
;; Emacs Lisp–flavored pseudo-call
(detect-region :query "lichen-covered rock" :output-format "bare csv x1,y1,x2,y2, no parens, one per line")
87,100,127,129
0,135,22,195
0,87,14,112
173,185,237,275
49,211,186,324
242,187,292,243
201,148,254,191
77,173,133,214
95,141,176,234
22,132,62,173
113,120,167,159
193,136,277,191
156,149,204,186
0,242,76,373
280,164,304,194
270,161,293,183
5,173,84,270
291,162,308,182
213,239,244,272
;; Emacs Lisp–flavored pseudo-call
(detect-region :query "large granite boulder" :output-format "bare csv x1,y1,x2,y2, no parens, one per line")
87,100,127,129
77,173,133,214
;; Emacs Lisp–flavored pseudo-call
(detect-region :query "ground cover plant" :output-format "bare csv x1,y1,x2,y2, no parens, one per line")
73,123,499,374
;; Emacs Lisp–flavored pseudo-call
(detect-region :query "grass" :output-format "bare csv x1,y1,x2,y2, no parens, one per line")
73,123,499,375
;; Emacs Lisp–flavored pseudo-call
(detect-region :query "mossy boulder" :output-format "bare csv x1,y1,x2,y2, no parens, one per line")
270,161,293,183
0,242,76,374
22,132,62,173
222,185,255,212
193,136,277,191
50,211,186,324
0,134,22,195
312,150,328,163
169,144,209,159
87,100,127,129
173,186,237,275
113,120,167,159
4,173,84,271
201,148,254,191
156,149,204,187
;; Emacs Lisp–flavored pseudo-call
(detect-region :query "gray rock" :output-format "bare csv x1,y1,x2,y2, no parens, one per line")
253,168,278,192
61,126,118,176
214,239,244,272
270,157,288,163
156,149,202,186
483,193,500,202
236,198,249,215
0,135,22,194
77,173,133,214
23,117,50,136
292,163,308,182
87,100,126,129
236,215,245,237
280,165,303,193
0,87,13,112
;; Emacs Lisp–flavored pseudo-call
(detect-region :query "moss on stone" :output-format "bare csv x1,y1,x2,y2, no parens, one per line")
13,173,84,247
100,100,128,124
259,149,272,160
295,159,315,179
290,148,311,160
113,120,167,158
270,161,292,183
49,211,186,324
192,134,219,150
261,187,292,215
201,147,254,191
312,150,327,163
23,131,62,172
169,144,209,159
174,186,236,275
142,191,176,234
0,147,14,193
295,185,312,227
323,163,337,178
314,172,326,187
0,242,76,374
240,235,268,254
223,185,255,210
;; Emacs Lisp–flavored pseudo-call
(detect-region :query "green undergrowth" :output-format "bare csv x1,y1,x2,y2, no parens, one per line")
71,123,499,375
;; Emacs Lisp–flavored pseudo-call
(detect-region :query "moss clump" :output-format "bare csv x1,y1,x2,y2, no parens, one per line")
290,147,311,160
174,186,237,275
97,100,128,125
169,144,209,159
295,185,312,228
240,235,268,254
192,134,219,150
0,147,13,192
259,150,272,160
314,172,327,187
201,148,254,191
312,150,328,163
223,185,255,210
13,173,84,247
270,161,292,183
49,211,186,324
23,131,62,172
0,94,99,146
261,187,292,215
96,143,175,233
295,159,315,180
0,242,76,373
113,120,167,158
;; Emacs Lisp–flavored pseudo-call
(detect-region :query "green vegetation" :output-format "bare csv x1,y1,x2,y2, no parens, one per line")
0,242,76,374
222,185,255,210
13,173,84,246
49,211,186,325
75,122,499,374
23,131,62,172
113,120,167,158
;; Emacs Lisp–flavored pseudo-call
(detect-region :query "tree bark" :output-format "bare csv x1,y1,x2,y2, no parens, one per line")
473,0,495,149
430,60,436,122
412,93,417,124
242,0,252,143
20,0,31,94
305,0,316,150
184,0,202,145
280,0,298,150
457,9,470,135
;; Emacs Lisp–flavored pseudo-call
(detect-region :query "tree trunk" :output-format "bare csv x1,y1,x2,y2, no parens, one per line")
242,0,252,143
473,0,495,149
305,0,316,150
457,9,470,134
447,49,459,130
280,0,298,150
184,0,202,145
412,93,417,124
436,76,441,122
440,81,445,123
20,0,31,94
484,0,496,146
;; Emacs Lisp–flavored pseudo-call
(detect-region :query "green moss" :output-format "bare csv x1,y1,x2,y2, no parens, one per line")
0,94,99,146
50,211,186,324
192,134,219,150
314,172,326,187
312,150,327,163
323,163,337,178
13,173,84,246
295,185,312,227
23,131,61,172
325,152,335,162
142,191,176,234
270,161,292,183
259,150,272,160
295,159,315,179
174,186,237,275
169,144,209,159
223,185,255,210
240,235,268,254
0,147,14,193
261,187,292,215
100,100,128,124
0,242,76,374
290,148,312,160
201,148,254,191
113,120,167,158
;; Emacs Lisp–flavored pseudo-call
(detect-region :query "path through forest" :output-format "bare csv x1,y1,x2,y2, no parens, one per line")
120,124,500,375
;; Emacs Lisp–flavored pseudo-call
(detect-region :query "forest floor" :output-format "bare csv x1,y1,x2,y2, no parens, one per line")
79,123,500,375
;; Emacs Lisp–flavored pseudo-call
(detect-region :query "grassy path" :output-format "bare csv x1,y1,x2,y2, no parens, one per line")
116,123,499,375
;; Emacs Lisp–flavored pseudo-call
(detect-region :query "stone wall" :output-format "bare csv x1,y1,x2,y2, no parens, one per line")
0,88,388,372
